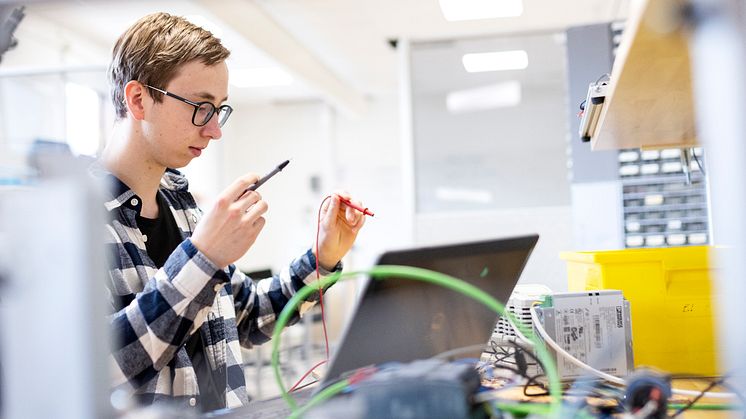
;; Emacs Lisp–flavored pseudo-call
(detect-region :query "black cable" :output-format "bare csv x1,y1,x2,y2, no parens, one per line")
493,351,519,365
514,347,528,377
488,341,519,365
486,339,558,400
486,346,526,377
489,338,514,355
498,340,541,366
523,374,550,397
489,341,539,375
670,376,729,417
291,378,319,393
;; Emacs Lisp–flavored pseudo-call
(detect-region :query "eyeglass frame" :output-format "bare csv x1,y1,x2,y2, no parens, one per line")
143,84,233,128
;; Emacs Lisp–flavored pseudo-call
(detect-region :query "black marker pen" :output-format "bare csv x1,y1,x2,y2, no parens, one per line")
245,159,290,192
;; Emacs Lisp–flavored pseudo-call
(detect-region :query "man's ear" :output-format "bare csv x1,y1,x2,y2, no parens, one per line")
123,80,146,121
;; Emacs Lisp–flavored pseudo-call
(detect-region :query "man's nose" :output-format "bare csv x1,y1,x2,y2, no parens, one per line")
201,113,222,140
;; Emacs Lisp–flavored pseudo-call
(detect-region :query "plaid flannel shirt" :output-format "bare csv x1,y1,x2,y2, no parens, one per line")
97,167,338,409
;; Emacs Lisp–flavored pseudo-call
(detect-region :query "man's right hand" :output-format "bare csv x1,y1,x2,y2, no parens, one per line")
191,173,268,268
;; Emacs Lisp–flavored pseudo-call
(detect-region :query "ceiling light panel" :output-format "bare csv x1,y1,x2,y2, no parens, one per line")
446,81,522,114
462,50,528,73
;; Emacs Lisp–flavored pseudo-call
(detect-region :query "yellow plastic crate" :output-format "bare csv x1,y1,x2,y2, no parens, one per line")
560,246,720,376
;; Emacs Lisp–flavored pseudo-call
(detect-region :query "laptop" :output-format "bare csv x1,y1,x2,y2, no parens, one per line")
206,234,538,418
323,234,539,383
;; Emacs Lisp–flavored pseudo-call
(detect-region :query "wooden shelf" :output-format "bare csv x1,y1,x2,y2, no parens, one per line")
592,0,697,150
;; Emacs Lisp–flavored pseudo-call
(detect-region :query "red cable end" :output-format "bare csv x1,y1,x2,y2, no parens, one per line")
338,195,375,217
348,366,378,385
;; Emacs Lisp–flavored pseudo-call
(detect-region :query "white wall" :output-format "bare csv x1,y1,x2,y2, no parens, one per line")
415,206,573,292
570,181,624,250
332,93,411,268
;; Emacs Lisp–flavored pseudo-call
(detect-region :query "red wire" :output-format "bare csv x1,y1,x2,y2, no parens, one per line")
315,195,333,359
289,359,328,392
290,195,333,391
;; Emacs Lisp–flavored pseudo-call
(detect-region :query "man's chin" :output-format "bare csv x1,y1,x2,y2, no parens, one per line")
169,157,192,169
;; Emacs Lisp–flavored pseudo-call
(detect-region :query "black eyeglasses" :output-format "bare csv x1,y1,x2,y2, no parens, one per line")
144,84,233,128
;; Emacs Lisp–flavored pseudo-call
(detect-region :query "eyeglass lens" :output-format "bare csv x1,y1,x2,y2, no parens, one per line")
195,103,231,127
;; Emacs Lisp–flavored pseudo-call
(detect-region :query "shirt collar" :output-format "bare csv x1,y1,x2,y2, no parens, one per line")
90,162,189,213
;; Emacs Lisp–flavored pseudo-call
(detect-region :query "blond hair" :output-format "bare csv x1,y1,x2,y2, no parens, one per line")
108,12,230,118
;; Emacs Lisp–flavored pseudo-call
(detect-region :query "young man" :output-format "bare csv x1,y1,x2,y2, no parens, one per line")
96,12,365,411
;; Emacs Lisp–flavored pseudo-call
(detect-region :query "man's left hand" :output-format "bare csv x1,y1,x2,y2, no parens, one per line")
315,192,366,270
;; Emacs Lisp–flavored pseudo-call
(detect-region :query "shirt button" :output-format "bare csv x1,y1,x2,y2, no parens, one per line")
192,214,198,223
213,283,223,292
189,397,196,407
130,198,139,206
142,234,148,243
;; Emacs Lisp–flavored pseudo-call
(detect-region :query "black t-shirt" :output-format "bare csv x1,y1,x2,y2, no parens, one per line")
137,191,224,411
136,192,182,268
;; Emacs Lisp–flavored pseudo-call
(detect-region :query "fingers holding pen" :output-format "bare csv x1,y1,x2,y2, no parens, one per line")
191,173,269,268
346,204,365,231
233,188,263,211
220,173,268,233
224,173,261,202
332,191,366,229
240,192,268,222
231,188,268,249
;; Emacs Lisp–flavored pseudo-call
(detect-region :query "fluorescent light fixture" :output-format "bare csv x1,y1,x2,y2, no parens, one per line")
184,15,224,39
462,50,528,73
446,81,521,114
435,187,493,204
439,0,523,21
230,67,294,88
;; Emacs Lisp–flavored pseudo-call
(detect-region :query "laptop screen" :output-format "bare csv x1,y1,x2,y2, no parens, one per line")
324,234,539,383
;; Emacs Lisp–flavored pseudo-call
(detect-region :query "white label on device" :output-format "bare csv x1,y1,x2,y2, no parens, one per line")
550,292,627,379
